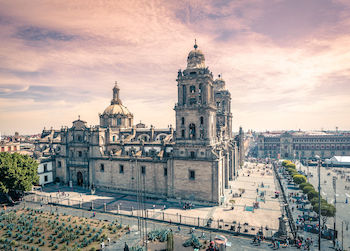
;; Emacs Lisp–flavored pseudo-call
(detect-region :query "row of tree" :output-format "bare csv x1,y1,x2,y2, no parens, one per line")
0,152,39,194
282,160,336,218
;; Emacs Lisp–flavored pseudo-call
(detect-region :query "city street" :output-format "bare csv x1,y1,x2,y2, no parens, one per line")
296,161,350,250
278,163,343,250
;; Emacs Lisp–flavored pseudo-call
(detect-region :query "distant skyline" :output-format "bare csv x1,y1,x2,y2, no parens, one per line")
1,0,350,134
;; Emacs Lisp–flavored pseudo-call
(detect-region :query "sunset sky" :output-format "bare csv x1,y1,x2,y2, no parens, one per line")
1,0,350,135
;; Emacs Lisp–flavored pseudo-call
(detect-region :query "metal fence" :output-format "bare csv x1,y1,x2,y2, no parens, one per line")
25,193,278,239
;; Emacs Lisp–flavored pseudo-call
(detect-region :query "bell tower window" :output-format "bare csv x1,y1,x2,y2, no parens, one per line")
190,85,196,93
181,129,185,138
189,123,196,139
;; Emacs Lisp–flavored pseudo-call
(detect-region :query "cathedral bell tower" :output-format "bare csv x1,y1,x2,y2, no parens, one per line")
174,41,217,146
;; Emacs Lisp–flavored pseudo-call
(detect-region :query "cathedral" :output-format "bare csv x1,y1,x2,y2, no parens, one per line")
35,42,244,204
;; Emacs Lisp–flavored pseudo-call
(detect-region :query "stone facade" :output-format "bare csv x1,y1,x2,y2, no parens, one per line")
34,43,243,204
257,131,350,160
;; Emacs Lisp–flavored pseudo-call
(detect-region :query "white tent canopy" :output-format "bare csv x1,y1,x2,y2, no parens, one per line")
325,156,350,166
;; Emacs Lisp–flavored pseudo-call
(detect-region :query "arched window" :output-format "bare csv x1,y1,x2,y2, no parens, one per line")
189,123,196,139
190,85,196,93
181,117,185,125
200,116,204,125
112,135,116,141
181,129,185,138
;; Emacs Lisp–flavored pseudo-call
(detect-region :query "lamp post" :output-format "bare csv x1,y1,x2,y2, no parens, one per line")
315,155,321,251
332,176,337,248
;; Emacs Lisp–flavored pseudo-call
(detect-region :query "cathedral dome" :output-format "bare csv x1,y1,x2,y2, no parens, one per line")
187,41,205,69
103,103,131,116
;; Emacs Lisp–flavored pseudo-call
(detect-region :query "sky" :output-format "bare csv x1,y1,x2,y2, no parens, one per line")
0,0,350,135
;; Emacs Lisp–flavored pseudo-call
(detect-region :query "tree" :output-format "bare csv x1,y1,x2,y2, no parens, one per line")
302,185,315,194
307,190,319,201
293,175,307,184
0,152,39,194
299,182,312,190
313,202,336,229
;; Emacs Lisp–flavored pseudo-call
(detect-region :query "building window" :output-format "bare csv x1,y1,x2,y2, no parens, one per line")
78,151,82,157
189,170,195,180
129,118,132,127
164,168,167,177
44,175,48,182
100,164,104,172
58,161,62,168
190,151,195,159
77,135,82,142
141,166,146,175
44,164,48,173
189,123,196,139
119,165,124,174
117,118,122,126
189,98,196,105
182,85,186,105
181,117,185,125
181,129,185,138
190,85,196,93
200,116,204,125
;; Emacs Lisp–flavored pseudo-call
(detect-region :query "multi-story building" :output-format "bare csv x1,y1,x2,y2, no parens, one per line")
257,131,350,159
0,141,20,153
34,43,244,204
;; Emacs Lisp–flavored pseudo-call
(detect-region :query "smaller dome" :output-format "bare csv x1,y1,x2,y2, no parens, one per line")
187,41,205,69
103,104,131,116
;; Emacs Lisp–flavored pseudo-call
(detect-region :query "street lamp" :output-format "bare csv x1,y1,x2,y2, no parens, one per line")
315,155,321,251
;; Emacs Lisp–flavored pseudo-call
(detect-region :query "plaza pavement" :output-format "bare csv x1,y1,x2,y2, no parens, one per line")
13,201,300,250
33,161,282,237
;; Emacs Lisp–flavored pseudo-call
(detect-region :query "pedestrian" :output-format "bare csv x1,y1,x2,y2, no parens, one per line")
178,225,181,232
100,241,105,249
107,237,110,245
124,242,130,251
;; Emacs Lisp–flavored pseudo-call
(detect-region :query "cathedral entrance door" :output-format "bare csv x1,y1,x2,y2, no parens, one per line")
77,171,83,186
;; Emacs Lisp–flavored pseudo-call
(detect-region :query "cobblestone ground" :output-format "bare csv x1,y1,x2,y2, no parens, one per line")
11,201,301,250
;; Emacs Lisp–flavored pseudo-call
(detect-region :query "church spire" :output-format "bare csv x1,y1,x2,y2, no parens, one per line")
194,38,198,49
111,81,122,105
